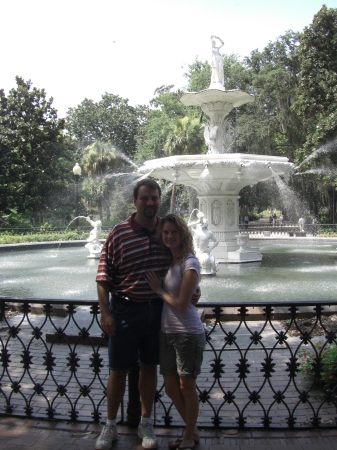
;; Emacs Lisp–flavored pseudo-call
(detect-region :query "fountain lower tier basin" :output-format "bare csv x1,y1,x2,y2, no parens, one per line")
138,154,295,262
0,241,336,303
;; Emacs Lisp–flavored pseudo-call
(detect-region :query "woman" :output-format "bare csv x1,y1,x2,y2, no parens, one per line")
146,214,206,450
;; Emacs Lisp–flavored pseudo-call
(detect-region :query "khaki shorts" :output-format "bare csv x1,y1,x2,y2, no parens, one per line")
159,331,206,379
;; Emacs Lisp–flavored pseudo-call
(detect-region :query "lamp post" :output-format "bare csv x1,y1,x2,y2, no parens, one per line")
73,163,81,227
332,180,336,233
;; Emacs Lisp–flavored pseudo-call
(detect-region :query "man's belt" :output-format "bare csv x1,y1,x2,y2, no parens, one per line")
113,292,152,306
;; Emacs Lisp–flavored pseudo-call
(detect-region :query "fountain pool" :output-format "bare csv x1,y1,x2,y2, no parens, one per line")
1,241,337,303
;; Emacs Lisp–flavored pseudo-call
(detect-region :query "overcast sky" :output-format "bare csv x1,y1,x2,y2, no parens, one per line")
1,0,335,118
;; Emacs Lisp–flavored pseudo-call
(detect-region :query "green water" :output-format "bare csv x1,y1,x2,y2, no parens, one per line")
0,242,336,302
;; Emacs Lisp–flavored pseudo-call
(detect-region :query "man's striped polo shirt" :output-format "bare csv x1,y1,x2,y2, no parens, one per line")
96,213,171,301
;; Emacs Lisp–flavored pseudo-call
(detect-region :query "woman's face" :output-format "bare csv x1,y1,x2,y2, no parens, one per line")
162,222,181,252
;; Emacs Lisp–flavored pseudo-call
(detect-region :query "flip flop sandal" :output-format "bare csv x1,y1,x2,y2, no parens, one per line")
169,439,199,449
177,446,196,450
168,439,183,449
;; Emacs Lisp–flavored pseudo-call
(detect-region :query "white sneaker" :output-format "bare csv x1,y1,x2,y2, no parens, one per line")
138,421,158,449
95,424,118,450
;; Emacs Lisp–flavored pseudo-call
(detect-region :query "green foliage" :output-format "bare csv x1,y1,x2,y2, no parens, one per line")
184,59,211,92
299,341,337,390
135,86,184,162
0,230,109,245
293,5,337,154
39,222,56,232
134,85,202,163
66,93,147,157
80,141,134,222
234,31,304,158
0,77,74,223
82,141,118,175
164,116,205,156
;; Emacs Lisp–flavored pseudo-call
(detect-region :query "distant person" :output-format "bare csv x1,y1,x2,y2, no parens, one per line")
279,214,283,227
269,215,273,225
312,216,317,236
244,214,249,229
299,216,305,233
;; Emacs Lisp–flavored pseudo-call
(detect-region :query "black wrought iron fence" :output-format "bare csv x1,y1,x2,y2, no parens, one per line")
1,297,337,430
239,223,336,236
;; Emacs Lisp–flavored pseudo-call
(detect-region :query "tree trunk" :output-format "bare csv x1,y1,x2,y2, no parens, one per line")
106,202,111,221
170,183,177,213
98,199,103,221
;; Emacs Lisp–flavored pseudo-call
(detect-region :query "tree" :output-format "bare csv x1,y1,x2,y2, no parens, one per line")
290,6,337,219
164,116,205,156
134,86,192,163
163,116,205,212
81,142,118,220
184,58,211,92
234,31,304,159
0,77,73,223
293,5,337,153
66,93,147,157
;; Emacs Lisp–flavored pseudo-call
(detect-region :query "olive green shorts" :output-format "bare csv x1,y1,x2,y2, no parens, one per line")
159,331,206,379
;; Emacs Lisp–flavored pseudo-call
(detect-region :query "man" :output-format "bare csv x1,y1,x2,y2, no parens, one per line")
312,216,317,236
95,179,199,450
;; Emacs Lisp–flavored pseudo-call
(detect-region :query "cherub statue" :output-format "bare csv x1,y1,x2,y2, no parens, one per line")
85,217,103,258
188,212,219,274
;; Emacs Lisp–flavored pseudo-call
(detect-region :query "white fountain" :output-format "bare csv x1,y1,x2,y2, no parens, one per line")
138,36,294,263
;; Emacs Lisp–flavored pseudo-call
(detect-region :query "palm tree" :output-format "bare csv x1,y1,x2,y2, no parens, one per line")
164,116,204,156
82,142,119,220
164,117,205,212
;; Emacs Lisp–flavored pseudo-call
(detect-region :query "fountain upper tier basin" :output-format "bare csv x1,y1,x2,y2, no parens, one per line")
138,153,294,195
180,88,255,110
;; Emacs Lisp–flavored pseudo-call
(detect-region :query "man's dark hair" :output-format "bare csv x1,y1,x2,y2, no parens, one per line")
133,179,161,199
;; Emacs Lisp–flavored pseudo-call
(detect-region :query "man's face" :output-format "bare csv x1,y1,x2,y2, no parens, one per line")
134,186,161,219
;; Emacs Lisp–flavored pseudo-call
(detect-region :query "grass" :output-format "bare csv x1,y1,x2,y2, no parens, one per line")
298,342,337,390
0,231,109,245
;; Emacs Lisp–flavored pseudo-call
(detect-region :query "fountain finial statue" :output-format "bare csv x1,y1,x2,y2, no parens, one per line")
188,212,219,275
210,35,225,89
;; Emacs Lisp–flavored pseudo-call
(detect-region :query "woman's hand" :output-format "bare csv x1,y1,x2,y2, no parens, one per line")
145,270,162,295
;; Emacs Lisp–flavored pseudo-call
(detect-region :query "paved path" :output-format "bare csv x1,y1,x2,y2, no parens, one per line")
1,416,337,450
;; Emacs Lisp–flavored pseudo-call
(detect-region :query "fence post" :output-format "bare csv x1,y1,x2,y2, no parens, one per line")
0,300,4,322
127,361,141,426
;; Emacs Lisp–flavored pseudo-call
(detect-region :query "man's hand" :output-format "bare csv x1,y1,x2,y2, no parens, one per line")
191,286,201,306
100,310,116,336
97,281,115,335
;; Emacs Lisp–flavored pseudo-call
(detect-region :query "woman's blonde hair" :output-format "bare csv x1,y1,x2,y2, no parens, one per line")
157,213,196,264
